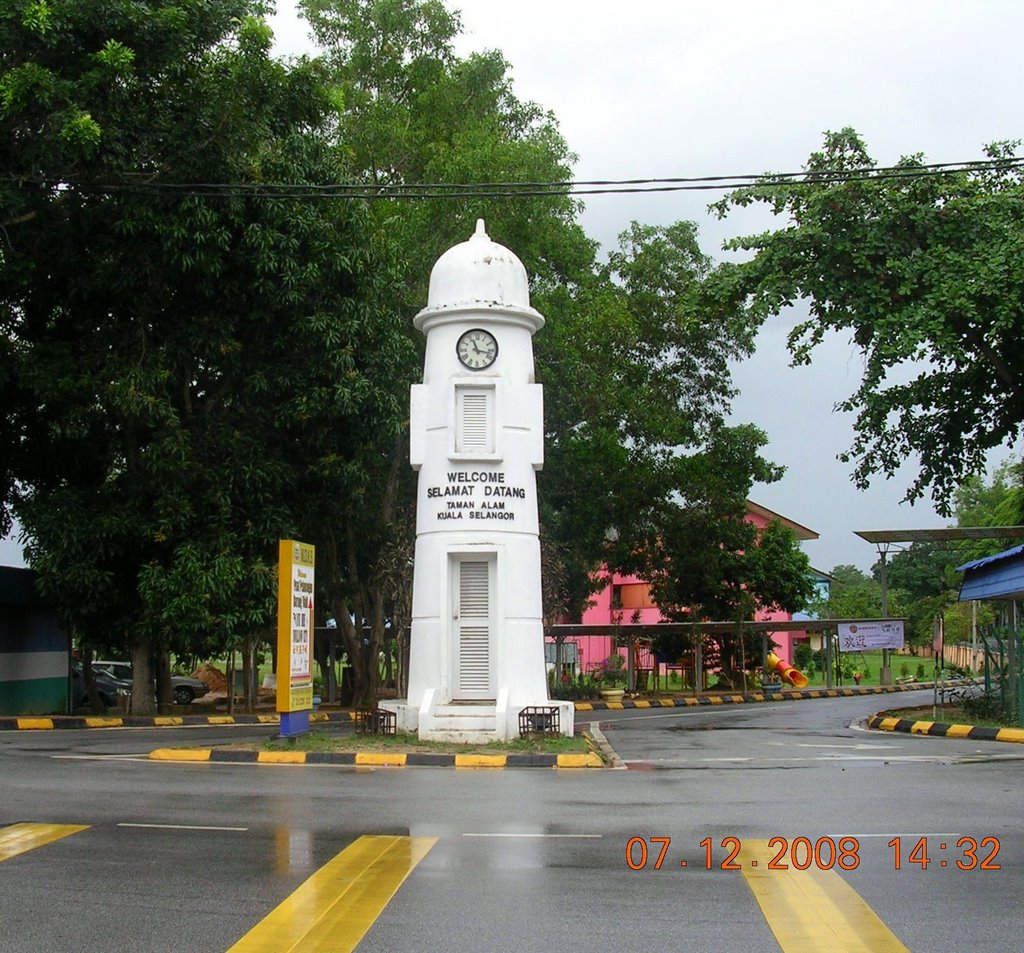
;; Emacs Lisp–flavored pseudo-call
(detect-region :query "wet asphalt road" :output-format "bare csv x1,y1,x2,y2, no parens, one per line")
2,690,1022,952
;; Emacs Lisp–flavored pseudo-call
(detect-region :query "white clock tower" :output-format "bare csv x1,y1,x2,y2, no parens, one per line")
384,221,573,741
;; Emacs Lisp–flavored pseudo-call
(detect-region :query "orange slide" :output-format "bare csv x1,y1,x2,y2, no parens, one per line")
765,651,809,688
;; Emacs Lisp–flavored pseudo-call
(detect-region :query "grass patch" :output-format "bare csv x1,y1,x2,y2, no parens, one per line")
253,729,590,756
882,705,1009,729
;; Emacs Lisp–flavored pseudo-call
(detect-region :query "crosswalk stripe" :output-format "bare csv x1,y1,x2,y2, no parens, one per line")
739,839,911,952
0,822,90,862
227,834,437,953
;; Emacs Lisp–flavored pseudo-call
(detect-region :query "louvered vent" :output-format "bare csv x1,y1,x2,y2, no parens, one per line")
456,388,493,453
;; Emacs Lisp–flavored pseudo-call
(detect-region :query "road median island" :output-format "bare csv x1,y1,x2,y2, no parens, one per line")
572,681,933,711
867,709,1024,744
144,727,606,769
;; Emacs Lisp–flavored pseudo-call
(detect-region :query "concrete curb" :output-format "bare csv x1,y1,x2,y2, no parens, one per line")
1,683,936,730
584,722,625,769
147,744,605,770
0,711,355,731
866,713,1024,745
573,681,934,712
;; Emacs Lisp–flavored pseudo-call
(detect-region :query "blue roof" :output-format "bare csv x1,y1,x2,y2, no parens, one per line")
956,543,1024,573
958,544,1024,601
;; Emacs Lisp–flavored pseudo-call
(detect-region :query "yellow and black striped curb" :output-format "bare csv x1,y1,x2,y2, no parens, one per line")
1,683,940,729
0,711,355,731
147,747,604,769
867,714,1024,744
575,681,935,711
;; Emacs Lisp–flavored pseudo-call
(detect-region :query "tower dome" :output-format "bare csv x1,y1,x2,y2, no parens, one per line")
413,220,543,332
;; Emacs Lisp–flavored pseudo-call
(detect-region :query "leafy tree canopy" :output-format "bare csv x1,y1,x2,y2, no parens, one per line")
3,0,819,710
1,0,409,708
712,128,1024,515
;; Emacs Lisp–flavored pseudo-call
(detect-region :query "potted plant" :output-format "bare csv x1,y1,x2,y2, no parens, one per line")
598,653,627,702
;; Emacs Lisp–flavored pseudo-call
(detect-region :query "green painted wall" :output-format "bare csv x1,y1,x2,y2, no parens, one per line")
0,677,67,715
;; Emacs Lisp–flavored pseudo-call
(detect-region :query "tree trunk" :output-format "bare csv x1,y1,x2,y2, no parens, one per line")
80,647,102,713
155,648,173,713
129,639,155,714
242,635,255,714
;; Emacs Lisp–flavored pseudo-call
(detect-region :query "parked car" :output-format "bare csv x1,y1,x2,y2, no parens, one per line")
93,660,210,705
71,664,131,710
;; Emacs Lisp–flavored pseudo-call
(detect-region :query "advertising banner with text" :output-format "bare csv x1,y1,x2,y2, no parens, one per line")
837,620,905,652
276,539,315,713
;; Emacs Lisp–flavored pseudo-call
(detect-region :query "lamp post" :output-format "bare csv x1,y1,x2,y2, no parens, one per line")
877,542,892,686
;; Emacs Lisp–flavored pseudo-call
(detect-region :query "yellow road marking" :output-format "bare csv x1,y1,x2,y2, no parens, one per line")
227,834,436,953
739,840,910,953
945,724,973,738
0,823,89,862
15,717,53,730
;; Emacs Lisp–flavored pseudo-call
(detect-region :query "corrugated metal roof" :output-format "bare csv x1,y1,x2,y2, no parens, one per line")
857,527,1024,545
956,544,1024,573
957,544,1024,601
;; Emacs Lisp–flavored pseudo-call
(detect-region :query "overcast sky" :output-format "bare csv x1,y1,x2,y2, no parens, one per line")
2,1,1019,571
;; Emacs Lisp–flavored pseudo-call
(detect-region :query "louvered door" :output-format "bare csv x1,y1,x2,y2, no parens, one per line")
453,558,494,698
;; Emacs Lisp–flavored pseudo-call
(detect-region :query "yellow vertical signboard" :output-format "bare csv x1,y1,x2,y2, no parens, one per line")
277,540,315,718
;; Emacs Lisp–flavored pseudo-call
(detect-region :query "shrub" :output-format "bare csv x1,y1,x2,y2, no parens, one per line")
959,690,1007,724
549,671,601,701
793,642,815,672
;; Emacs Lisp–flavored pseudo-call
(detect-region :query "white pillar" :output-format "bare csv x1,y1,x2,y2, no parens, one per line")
384,221,572,741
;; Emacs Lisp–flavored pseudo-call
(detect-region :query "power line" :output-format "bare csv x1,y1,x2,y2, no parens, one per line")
7,156,1023,201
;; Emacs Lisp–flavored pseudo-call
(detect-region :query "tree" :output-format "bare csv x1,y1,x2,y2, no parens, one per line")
712,128,1024,514
2,1,408,711
295,0,595,704
952,459,1024,561
296,2,807,694
537,221,766,616
616,425,813,684
819,565,882,620
879,543,956,602
3,0,817,715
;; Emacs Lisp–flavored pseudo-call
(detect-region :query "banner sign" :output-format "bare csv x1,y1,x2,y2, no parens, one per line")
837,620,905,652
276,539,315,713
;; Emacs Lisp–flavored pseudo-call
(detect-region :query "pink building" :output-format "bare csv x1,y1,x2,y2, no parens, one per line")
549,501,818,683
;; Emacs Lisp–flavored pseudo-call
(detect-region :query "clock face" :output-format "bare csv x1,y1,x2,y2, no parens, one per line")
456,328,498,370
